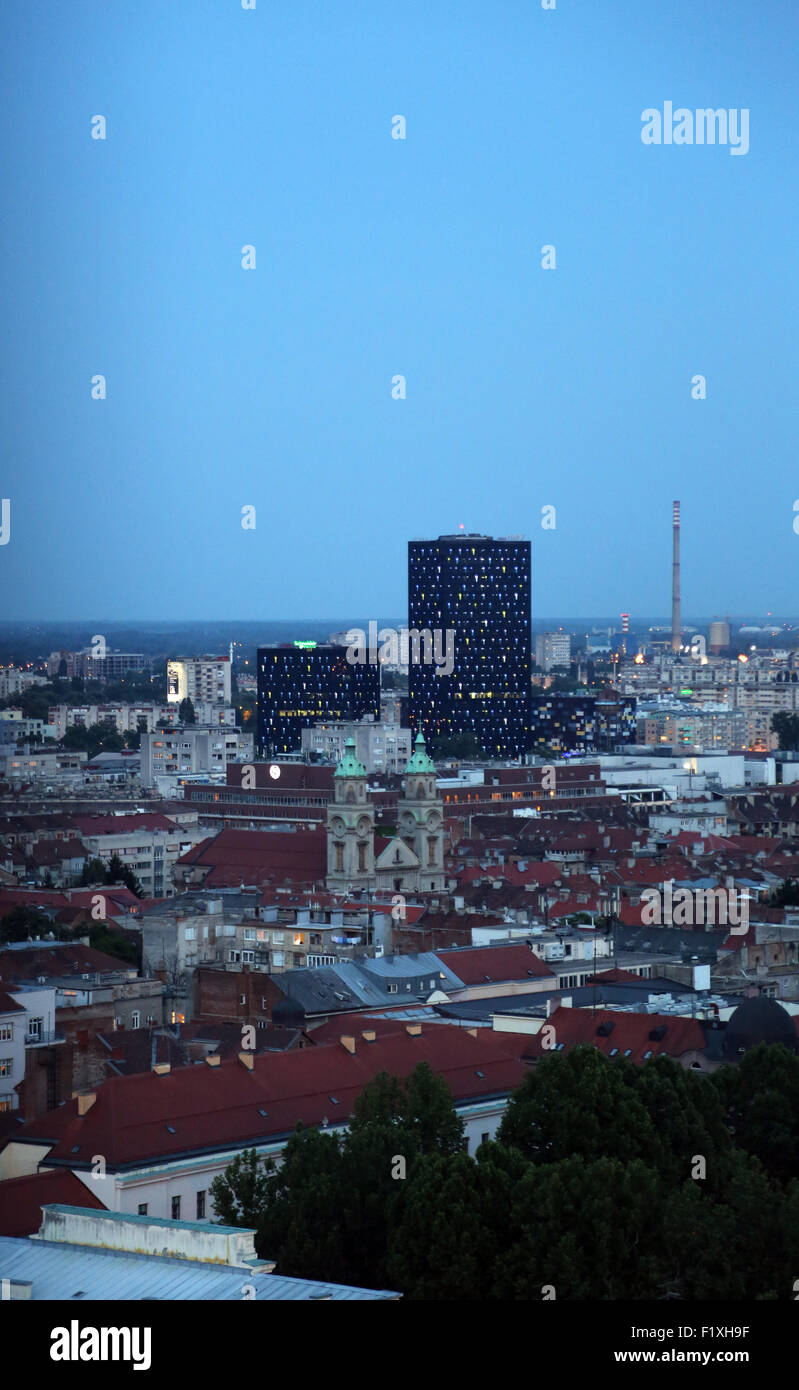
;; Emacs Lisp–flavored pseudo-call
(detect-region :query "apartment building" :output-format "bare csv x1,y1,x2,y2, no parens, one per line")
140,728,253,788
77,815,205,897
167,657,232,706
300,718,412,773
0,668,48,699
535,632,572,672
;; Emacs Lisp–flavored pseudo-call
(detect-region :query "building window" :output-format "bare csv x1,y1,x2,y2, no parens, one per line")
196,1190,206,1220
171,1196,181,1219
138,1203,148,1216
0,1025,12,1042
130,1011,141,1029
481,1132,489,1145
28,1017,43,1040
0,1058,12,1077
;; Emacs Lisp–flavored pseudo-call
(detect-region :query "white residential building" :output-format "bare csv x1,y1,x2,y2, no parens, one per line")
140,728,253,788
301,718,412,773
167,657,232,706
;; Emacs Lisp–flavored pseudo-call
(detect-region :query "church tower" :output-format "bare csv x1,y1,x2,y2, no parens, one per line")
325,736,375,890
395,731,444,892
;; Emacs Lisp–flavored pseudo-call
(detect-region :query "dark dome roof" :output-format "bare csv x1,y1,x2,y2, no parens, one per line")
723,995,797,1059
272,996,305,1027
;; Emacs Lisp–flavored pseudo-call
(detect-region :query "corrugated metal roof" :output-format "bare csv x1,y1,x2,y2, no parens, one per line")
0,1237,399,1300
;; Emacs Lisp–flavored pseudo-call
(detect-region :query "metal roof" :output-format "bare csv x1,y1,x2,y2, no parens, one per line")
0,1236,399,1301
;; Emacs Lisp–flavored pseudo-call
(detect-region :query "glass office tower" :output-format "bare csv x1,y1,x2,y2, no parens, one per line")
408,534,531,758
257,643,380,757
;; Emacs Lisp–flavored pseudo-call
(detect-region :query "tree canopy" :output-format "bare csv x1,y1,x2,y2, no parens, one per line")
207,1044,799,1300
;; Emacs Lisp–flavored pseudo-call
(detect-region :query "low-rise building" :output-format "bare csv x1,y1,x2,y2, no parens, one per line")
140,727,253,788
301,718,412,774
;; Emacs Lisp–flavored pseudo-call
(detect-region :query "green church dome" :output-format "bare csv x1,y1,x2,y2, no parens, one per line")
334,735,367,778
405,731,436,774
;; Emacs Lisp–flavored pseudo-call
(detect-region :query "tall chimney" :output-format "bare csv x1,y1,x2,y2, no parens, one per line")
671,500,681,653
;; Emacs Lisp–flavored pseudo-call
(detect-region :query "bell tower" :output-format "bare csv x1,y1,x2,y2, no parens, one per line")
396,731,444,891
326,736,375,889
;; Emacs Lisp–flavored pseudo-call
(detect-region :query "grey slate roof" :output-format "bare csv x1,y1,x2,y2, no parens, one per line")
277,953,462,1015
0,1236,399,1300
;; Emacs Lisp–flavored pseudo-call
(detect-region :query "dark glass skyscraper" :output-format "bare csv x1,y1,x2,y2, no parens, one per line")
408,534,531,758
257,643,380,756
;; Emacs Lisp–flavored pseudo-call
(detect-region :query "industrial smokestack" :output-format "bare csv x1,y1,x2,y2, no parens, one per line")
671,501,681,653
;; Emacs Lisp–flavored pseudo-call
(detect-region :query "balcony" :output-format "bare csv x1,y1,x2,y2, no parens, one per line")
25,1029,66,1048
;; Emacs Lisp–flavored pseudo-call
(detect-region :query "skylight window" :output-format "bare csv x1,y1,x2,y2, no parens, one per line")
329,1096,340,1105
166,1124,176,1133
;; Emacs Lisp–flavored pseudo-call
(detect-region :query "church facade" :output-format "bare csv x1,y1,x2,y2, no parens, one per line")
325,732,444,894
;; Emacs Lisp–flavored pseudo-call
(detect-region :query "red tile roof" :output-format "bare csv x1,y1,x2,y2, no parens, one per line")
177,828,327,887
522,1005,706,1064
0,1169,106,1236
0,889,71,918
436,943,553,986
10,1028,528,1169
0,943,134,984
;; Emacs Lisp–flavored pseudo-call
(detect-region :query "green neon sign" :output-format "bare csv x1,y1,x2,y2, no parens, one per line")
294,640,317,649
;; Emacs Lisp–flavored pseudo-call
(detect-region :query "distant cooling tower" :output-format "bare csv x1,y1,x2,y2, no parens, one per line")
671,502,681,653
709,617,730,654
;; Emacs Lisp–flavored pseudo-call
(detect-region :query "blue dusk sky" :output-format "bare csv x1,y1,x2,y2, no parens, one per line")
1,0,797,621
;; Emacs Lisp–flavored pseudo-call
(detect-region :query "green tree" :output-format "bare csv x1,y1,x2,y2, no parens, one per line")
771,711,799,750
80,857,109,886
663,1153,799,1300
0,905,60,943
714,1043,799,1185
387,1152,497,1299
771,877,799,907
497,1155,666,1300
178,697,196,725
105,853,142,898
209,1147,275,1228
256,1127,349,1283
498,1045,660,1170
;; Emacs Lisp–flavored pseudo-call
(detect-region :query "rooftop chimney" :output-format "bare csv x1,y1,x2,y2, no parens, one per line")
77,1093,96,1115
340,1035,356,1054
238,1052,254,1070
